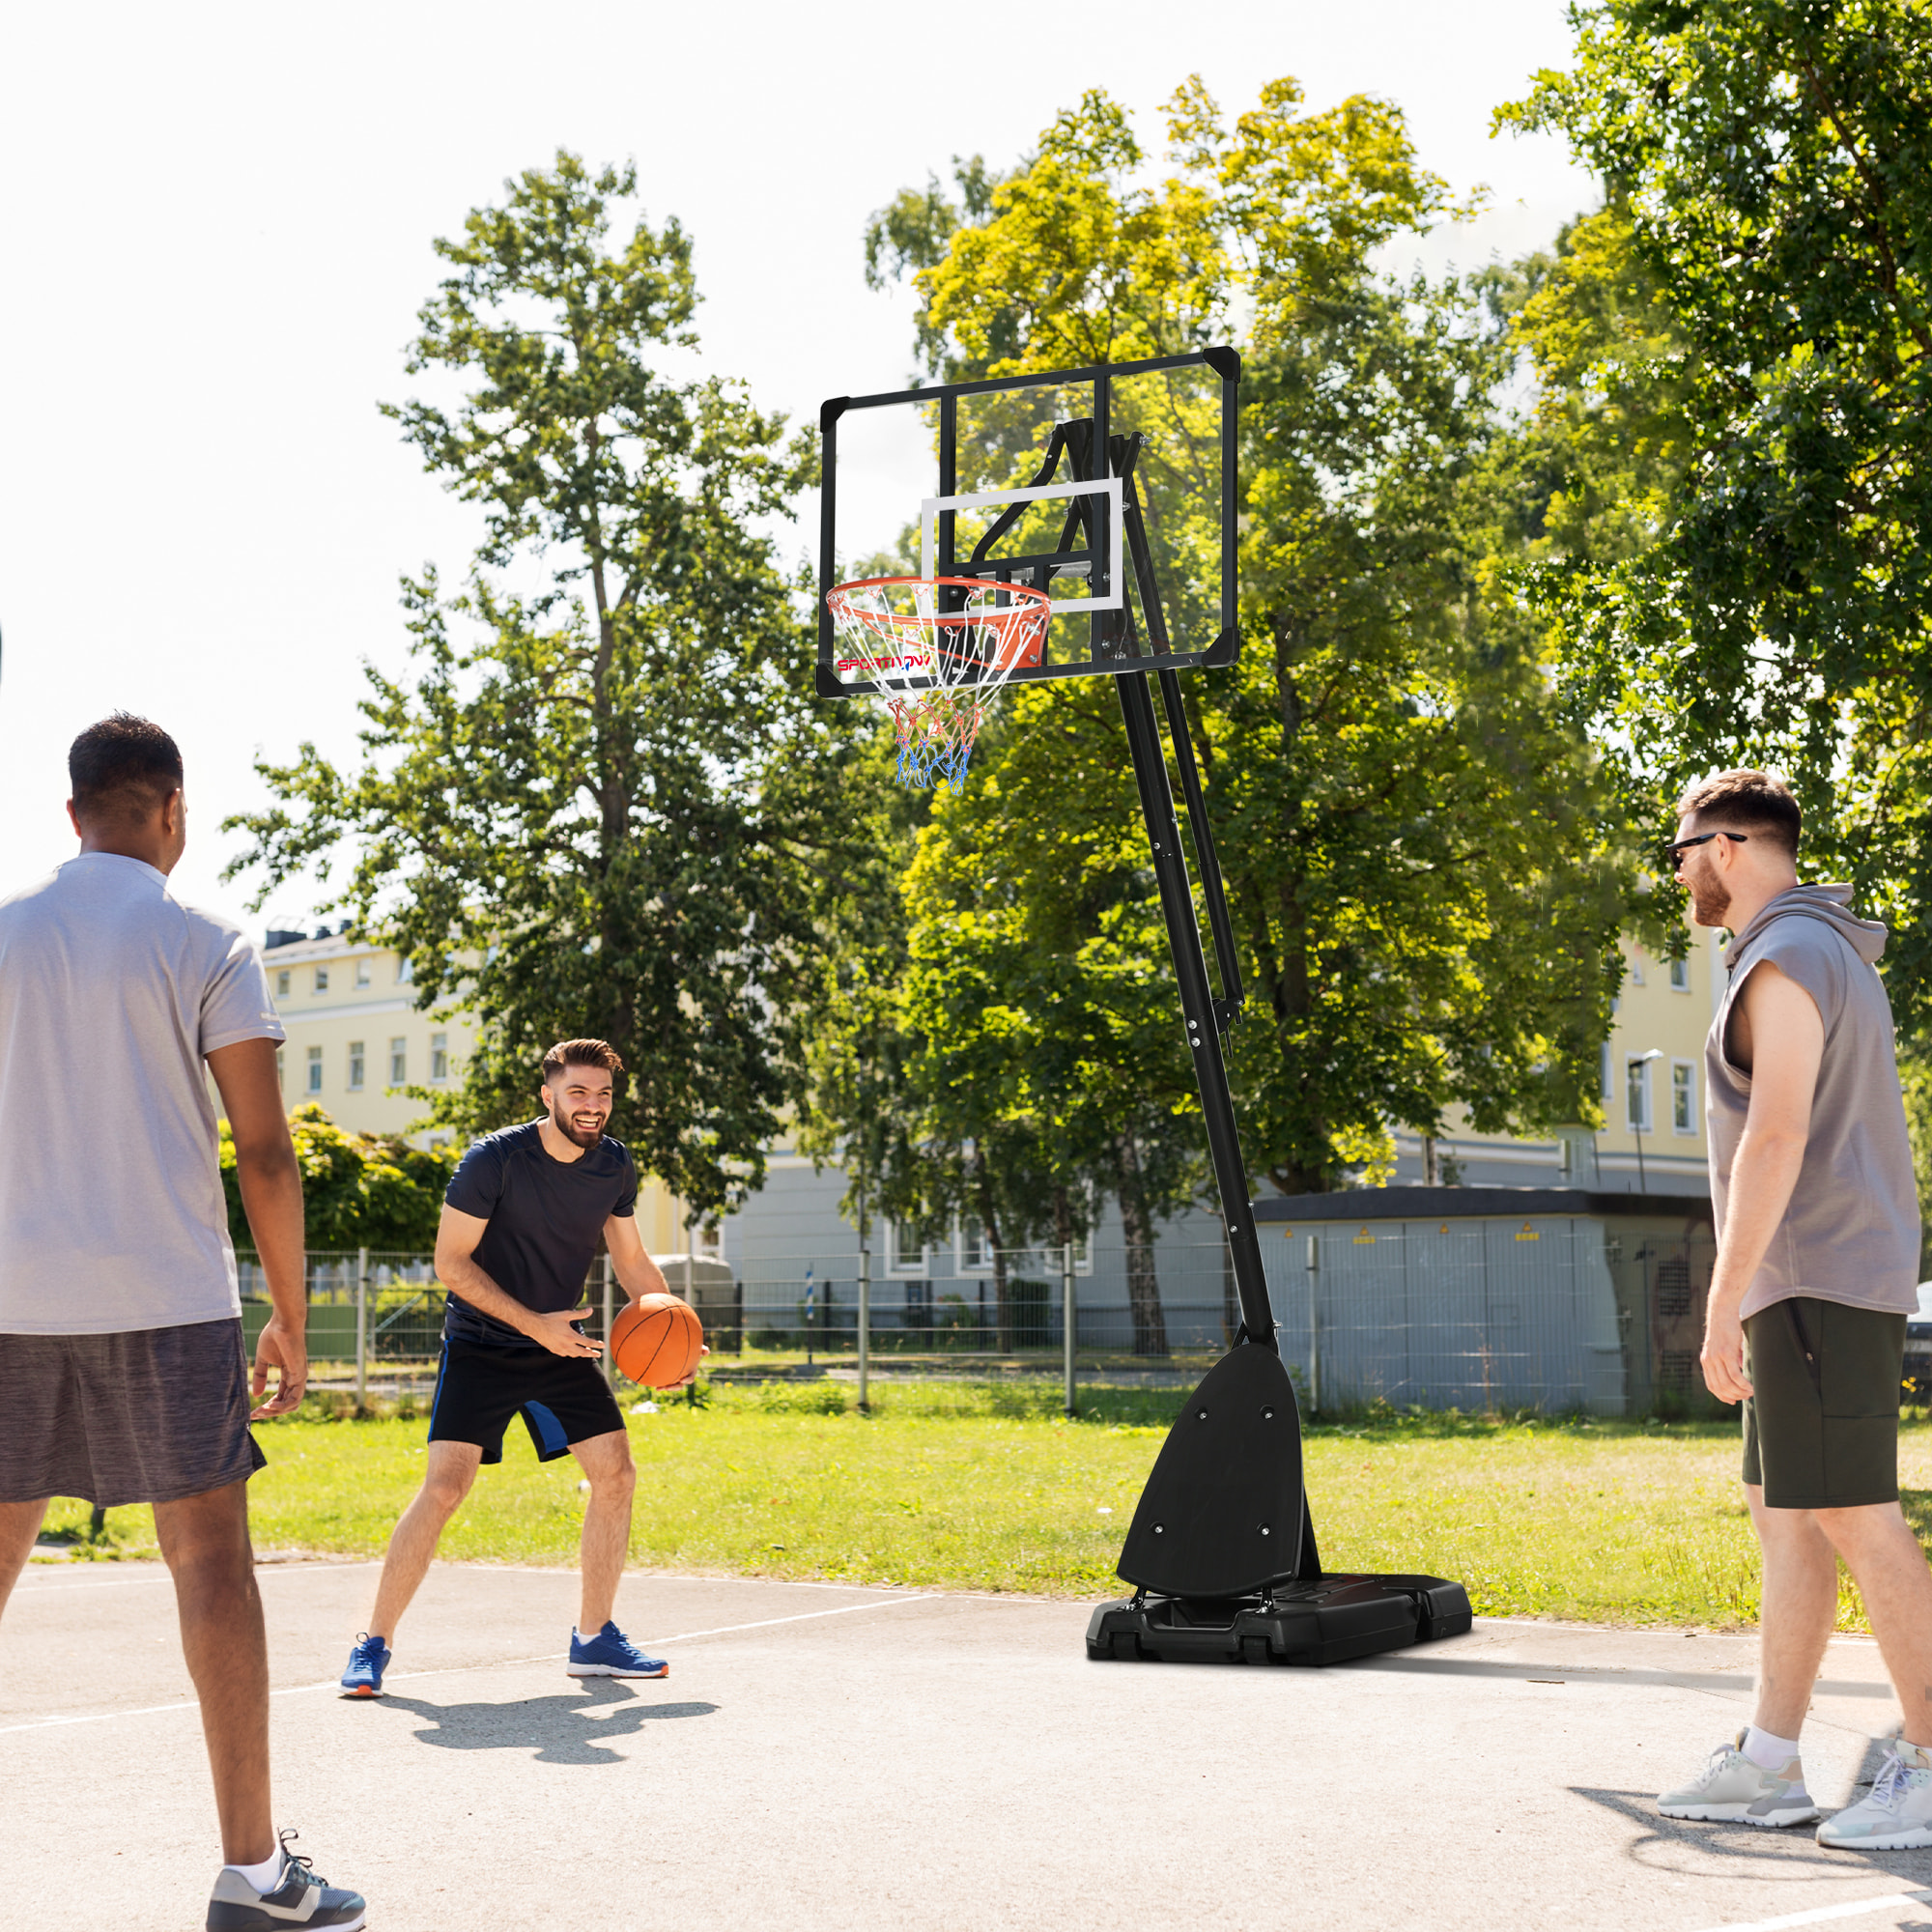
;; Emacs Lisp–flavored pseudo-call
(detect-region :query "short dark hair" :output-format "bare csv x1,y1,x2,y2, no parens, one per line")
1675,768,1802,859
69,713,184,826
541,1037,624,1084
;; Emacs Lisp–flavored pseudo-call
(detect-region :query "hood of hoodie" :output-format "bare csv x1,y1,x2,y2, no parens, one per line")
1726,881,1889,970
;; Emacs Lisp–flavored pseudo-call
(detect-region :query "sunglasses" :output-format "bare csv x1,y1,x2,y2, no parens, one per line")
1662,830,1750,868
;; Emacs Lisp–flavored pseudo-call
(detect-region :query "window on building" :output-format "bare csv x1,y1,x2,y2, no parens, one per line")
958,1223,985,1270
1673,1062,1696,1134
1627,952,1645,986
305,1045,324,1095
1627,1056,1654,1133
275,970,291,997
347,1041,365,1092
886,1222,926,1275
395,955,413,984
355,958,371,989
389,1037,408,1086
430,1031,448,1083
1600,1041,1613,1102
314,967,329,993
1669,956,1690,992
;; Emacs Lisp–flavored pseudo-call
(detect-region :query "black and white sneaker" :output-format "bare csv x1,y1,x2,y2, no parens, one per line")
206,1830,366,1930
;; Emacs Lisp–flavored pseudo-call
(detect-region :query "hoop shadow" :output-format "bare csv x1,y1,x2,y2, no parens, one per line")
380,1683,719,1766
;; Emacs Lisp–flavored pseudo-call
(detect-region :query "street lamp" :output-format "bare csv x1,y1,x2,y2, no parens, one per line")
1632,1048,1664,1194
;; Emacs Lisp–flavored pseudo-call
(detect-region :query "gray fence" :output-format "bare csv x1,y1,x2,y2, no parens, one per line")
238,1225,1727,1416
730,1242,1236,1357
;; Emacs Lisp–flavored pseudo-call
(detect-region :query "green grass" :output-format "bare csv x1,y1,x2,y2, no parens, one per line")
36,1386,1932,1632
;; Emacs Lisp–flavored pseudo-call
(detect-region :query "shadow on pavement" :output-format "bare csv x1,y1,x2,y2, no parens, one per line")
1356,1652,1891,1697
379,1682,720,1765
1572,1784,1932,1899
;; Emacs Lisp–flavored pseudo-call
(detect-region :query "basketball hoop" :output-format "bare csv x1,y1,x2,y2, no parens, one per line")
825,575,1050,789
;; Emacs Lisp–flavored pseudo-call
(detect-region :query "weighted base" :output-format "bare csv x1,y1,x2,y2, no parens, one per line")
1087,1573,1472,1668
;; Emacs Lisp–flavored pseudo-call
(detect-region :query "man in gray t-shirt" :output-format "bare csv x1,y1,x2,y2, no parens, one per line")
0,715,364,1928
1655,769,1932,1853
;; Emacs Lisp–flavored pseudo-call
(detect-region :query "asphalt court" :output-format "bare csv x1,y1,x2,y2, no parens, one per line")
9,1561,1932,1930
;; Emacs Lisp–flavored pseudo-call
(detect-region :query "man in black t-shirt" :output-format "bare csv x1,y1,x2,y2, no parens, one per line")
337,1037,698,1695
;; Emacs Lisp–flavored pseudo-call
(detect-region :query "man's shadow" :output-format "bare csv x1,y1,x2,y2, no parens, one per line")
381,1682,719,1766
1572,1747,1932,1894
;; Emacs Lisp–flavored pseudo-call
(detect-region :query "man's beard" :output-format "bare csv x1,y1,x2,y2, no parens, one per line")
551,1102,606,1150
1687,867,1731,926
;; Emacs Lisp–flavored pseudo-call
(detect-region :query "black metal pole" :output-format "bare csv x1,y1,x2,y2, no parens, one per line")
1117,669,1275,1350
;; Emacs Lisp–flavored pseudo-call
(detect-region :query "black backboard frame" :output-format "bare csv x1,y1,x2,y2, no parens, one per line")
816,346,1240,698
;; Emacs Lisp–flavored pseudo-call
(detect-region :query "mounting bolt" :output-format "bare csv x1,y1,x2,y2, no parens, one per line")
1261,1406,1275,1421
1196,1407,1208,1421
1152,1523,1165,1536
1259,1523,1271,1538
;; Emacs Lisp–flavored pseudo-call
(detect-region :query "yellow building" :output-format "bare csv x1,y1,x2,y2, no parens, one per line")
263,926,695,1249
263,927,469,1145
1394,926,1723,1195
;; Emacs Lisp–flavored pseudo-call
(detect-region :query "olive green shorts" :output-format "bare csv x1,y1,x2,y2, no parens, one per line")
1742,1295,1906,1510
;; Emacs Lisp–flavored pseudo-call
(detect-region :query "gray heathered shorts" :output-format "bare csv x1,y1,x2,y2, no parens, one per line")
0,1317,267,1507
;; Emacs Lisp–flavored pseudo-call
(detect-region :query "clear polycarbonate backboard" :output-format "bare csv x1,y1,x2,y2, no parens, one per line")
816,348,1238,697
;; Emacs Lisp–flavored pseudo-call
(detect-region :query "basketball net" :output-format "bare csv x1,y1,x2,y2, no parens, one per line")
826,575,1051,789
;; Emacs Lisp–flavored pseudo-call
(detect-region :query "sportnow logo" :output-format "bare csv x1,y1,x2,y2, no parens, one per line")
837,654,935,675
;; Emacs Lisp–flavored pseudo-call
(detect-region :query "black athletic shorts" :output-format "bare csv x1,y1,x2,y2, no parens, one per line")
1742,1295,1907,1510
427,1336,626,1464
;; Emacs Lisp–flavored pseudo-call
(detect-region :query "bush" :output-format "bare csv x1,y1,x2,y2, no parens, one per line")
220,1105,457,1249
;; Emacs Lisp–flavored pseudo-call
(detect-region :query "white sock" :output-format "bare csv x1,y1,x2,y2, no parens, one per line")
1743,1724,1802,1770
227,1848,285,1894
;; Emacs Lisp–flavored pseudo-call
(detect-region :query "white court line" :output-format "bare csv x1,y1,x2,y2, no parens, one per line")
14,1563,897,1595
0,1592,940,1736
14,1563,384,1597
1690,1889,1932,1931
15,1575,181,1593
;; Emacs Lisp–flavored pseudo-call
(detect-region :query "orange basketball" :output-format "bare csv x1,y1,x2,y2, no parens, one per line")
611,1293,704,1389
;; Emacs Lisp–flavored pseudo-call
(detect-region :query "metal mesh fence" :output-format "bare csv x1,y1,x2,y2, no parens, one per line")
238,1252,447,1369
237,1222,1730,1415
729,1242,1237,1358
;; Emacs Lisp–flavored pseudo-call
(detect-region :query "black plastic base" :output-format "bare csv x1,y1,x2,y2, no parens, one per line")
1086,1573,1472,1667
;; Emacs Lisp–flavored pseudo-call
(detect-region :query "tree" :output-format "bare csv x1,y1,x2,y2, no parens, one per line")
855,80,1633,1226
1500,0,1932,1022
1479,203,1692,579
218,1106,455,1252
792,761,927,1270
896,688,1202,1351
226,154,871,1221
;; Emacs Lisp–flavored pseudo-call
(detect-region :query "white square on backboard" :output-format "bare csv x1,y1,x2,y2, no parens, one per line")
920,477,1125,611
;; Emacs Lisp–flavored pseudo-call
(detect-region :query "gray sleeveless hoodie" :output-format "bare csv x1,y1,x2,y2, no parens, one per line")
1706,882,1921,1319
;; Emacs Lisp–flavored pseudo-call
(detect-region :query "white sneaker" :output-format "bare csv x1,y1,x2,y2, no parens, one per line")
1658,1729,1821,1827
1817,1741,1932,1849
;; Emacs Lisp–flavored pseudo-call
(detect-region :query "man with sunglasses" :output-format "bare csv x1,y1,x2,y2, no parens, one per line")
1655,770,1932,1847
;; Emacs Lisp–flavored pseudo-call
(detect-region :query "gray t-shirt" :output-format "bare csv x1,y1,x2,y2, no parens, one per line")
1705,883,1920,1320
0,854,285,1335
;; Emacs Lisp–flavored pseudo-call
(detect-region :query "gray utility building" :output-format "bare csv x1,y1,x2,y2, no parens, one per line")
719,1151,1719,1415
1254,1188,1719,1418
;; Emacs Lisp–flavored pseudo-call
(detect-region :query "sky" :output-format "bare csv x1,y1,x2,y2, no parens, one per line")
0,0,1595,939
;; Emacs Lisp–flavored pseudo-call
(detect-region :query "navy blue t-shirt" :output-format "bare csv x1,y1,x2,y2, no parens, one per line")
441,1121,639,1348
